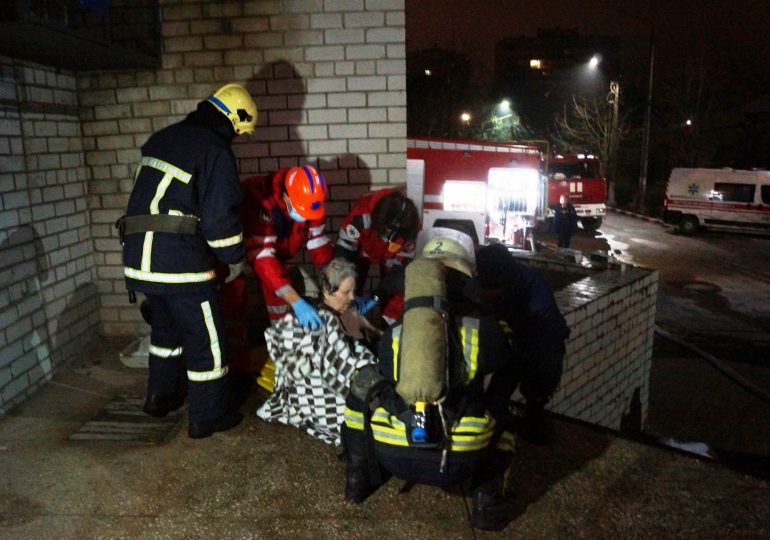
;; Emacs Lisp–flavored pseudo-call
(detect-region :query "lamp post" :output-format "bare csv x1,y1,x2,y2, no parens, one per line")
639,25,654,212
608,81,620,205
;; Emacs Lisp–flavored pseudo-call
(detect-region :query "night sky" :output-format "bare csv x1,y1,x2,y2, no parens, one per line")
406,0,770,83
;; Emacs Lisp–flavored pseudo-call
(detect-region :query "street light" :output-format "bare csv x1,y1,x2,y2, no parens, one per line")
460,112,471,124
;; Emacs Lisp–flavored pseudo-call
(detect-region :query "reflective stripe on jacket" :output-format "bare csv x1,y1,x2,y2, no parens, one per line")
122,102,245,293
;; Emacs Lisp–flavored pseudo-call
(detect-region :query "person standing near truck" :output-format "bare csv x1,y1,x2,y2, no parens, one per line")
553,194,579,248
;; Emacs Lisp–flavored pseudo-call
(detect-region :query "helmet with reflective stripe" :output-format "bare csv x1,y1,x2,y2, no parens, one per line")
284,165,326,220
418,227,476,276
207,83,258,135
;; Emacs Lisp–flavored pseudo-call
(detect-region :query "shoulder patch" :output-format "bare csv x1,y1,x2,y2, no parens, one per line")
344,223,360,240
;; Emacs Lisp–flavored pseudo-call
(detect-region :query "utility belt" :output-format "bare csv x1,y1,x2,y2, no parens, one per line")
115,214,199,245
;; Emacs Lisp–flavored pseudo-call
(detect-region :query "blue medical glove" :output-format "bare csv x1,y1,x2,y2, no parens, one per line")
291,298,322,330
353,295,378,315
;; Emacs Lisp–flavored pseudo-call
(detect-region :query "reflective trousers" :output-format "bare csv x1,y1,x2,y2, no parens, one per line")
146,288,229,423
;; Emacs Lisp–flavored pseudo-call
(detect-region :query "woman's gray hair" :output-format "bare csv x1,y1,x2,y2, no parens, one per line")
320,257,358,294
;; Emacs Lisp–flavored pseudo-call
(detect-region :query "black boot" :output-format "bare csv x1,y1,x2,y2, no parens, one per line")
520,399,554,444
471,487,518,531
143,392,185,418
342,425,378,503
188,411,243,439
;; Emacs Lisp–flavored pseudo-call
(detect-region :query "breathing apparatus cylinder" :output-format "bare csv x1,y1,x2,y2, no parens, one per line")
396,257,448,442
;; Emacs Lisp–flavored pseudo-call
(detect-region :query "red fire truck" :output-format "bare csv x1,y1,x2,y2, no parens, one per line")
406,137,546,247
546,154,607,231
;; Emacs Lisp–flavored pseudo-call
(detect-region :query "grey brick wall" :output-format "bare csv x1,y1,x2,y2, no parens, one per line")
77,0,407,335
0,57,99,416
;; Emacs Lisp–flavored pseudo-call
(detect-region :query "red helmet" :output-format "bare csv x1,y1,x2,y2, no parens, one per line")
284,166,326,220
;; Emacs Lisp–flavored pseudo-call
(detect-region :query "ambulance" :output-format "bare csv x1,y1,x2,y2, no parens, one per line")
662,167,770,235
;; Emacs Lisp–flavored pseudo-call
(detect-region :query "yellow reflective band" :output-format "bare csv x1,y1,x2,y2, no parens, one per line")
373,408,406,428
454,415,495,434
496,431,516,452
201,300,222,372
141,156,192,183
141,231,154,272
391,327,401,381
207,233,243,248
187,366,229,382
371,425,409,447
499,320,513,336
344,407,365,430
449,432,494,452
125,267,216,284
149,344,183,358
460,318,480,382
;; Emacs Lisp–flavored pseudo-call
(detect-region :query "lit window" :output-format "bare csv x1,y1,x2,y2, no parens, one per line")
424,69,432,76
529,59,542,69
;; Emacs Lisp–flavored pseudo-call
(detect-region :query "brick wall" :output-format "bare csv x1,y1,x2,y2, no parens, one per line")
519,257,659,431
0,0,406,416
78,0,407,336
0,57,99,416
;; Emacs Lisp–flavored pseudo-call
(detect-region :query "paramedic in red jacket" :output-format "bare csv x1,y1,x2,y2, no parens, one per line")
239,165,333,329
334,188,420,324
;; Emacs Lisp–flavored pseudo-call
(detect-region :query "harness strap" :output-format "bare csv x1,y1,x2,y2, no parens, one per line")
402,295,451,319
117,214,199,236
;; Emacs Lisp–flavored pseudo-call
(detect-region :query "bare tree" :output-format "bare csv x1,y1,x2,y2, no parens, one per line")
551,91,633,202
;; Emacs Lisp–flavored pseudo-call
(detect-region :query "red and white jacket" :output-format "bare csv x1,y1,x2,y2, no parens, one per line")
335,188,416,272
240,170,333,296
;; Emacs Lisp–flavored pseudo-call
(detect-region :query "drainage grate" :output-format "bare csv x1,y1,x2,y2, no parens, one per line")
69,396,184,443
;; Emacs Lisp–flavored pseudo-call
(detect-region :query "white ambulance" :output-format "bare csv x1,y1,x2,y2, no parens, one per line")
662,167,770,235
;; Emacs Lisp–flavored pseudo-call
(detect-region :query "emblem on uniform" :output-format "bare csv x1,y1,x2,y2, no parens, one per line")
688,183,699,195
403,241,416,254
345,224,360,240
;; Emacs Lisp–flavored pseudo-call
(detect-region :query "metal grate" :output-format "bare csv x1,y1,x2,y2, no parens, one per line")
69,396,183,443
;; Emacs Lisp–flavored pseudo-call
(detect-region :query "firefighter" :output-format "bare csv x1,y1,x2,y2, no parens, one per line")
119,83,256,438
239,165,333,329
334,188,420,324
342,228,519,531
475,242,570,444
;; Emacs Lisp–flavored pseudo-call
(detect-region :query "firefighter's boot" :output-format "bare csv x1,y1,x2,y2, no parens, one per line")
342,425,377,504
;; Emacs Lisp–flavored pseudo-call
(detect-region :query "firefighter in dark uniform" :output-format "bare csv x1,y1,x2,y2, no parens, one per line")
342,228,519,531
118,83,256,439
334,188,420,324
476,242,570,443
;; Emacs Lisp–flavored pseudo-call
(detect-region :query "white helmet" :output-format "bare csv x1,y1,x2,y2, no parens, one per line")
417,227,476,276
207,83,258,135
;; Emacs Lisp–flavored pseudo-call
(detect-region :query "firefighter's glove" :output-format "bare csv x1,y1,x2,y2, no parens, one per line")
291,298,322,330
225,261,245,284
353,295,378,315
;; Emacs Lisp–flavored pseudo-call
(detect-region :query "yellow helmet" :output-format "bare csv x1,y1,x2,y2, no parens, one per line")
207,83,258,135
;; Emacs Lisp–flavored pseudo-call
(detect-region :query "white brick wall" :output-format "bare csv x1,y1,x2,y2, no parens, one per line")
72,0,406,335
0,57,99,417
518,258,658,431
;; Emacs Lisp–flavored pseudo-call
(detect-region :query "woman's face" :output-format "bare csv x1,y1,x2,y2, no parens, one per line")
324,275,356,312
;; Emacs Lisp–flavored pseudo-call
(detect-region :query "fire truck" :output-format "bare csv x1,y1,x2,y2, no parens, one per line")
546,154,607,231
406,137,546,247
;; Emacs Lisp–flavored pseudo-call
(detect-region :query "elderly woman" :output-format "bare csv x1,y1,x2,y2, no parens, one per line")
256,258,379,445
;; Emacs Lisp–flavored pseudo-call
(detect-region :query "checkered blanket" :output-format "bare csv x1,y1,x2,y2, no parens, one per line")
256,310,376,446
